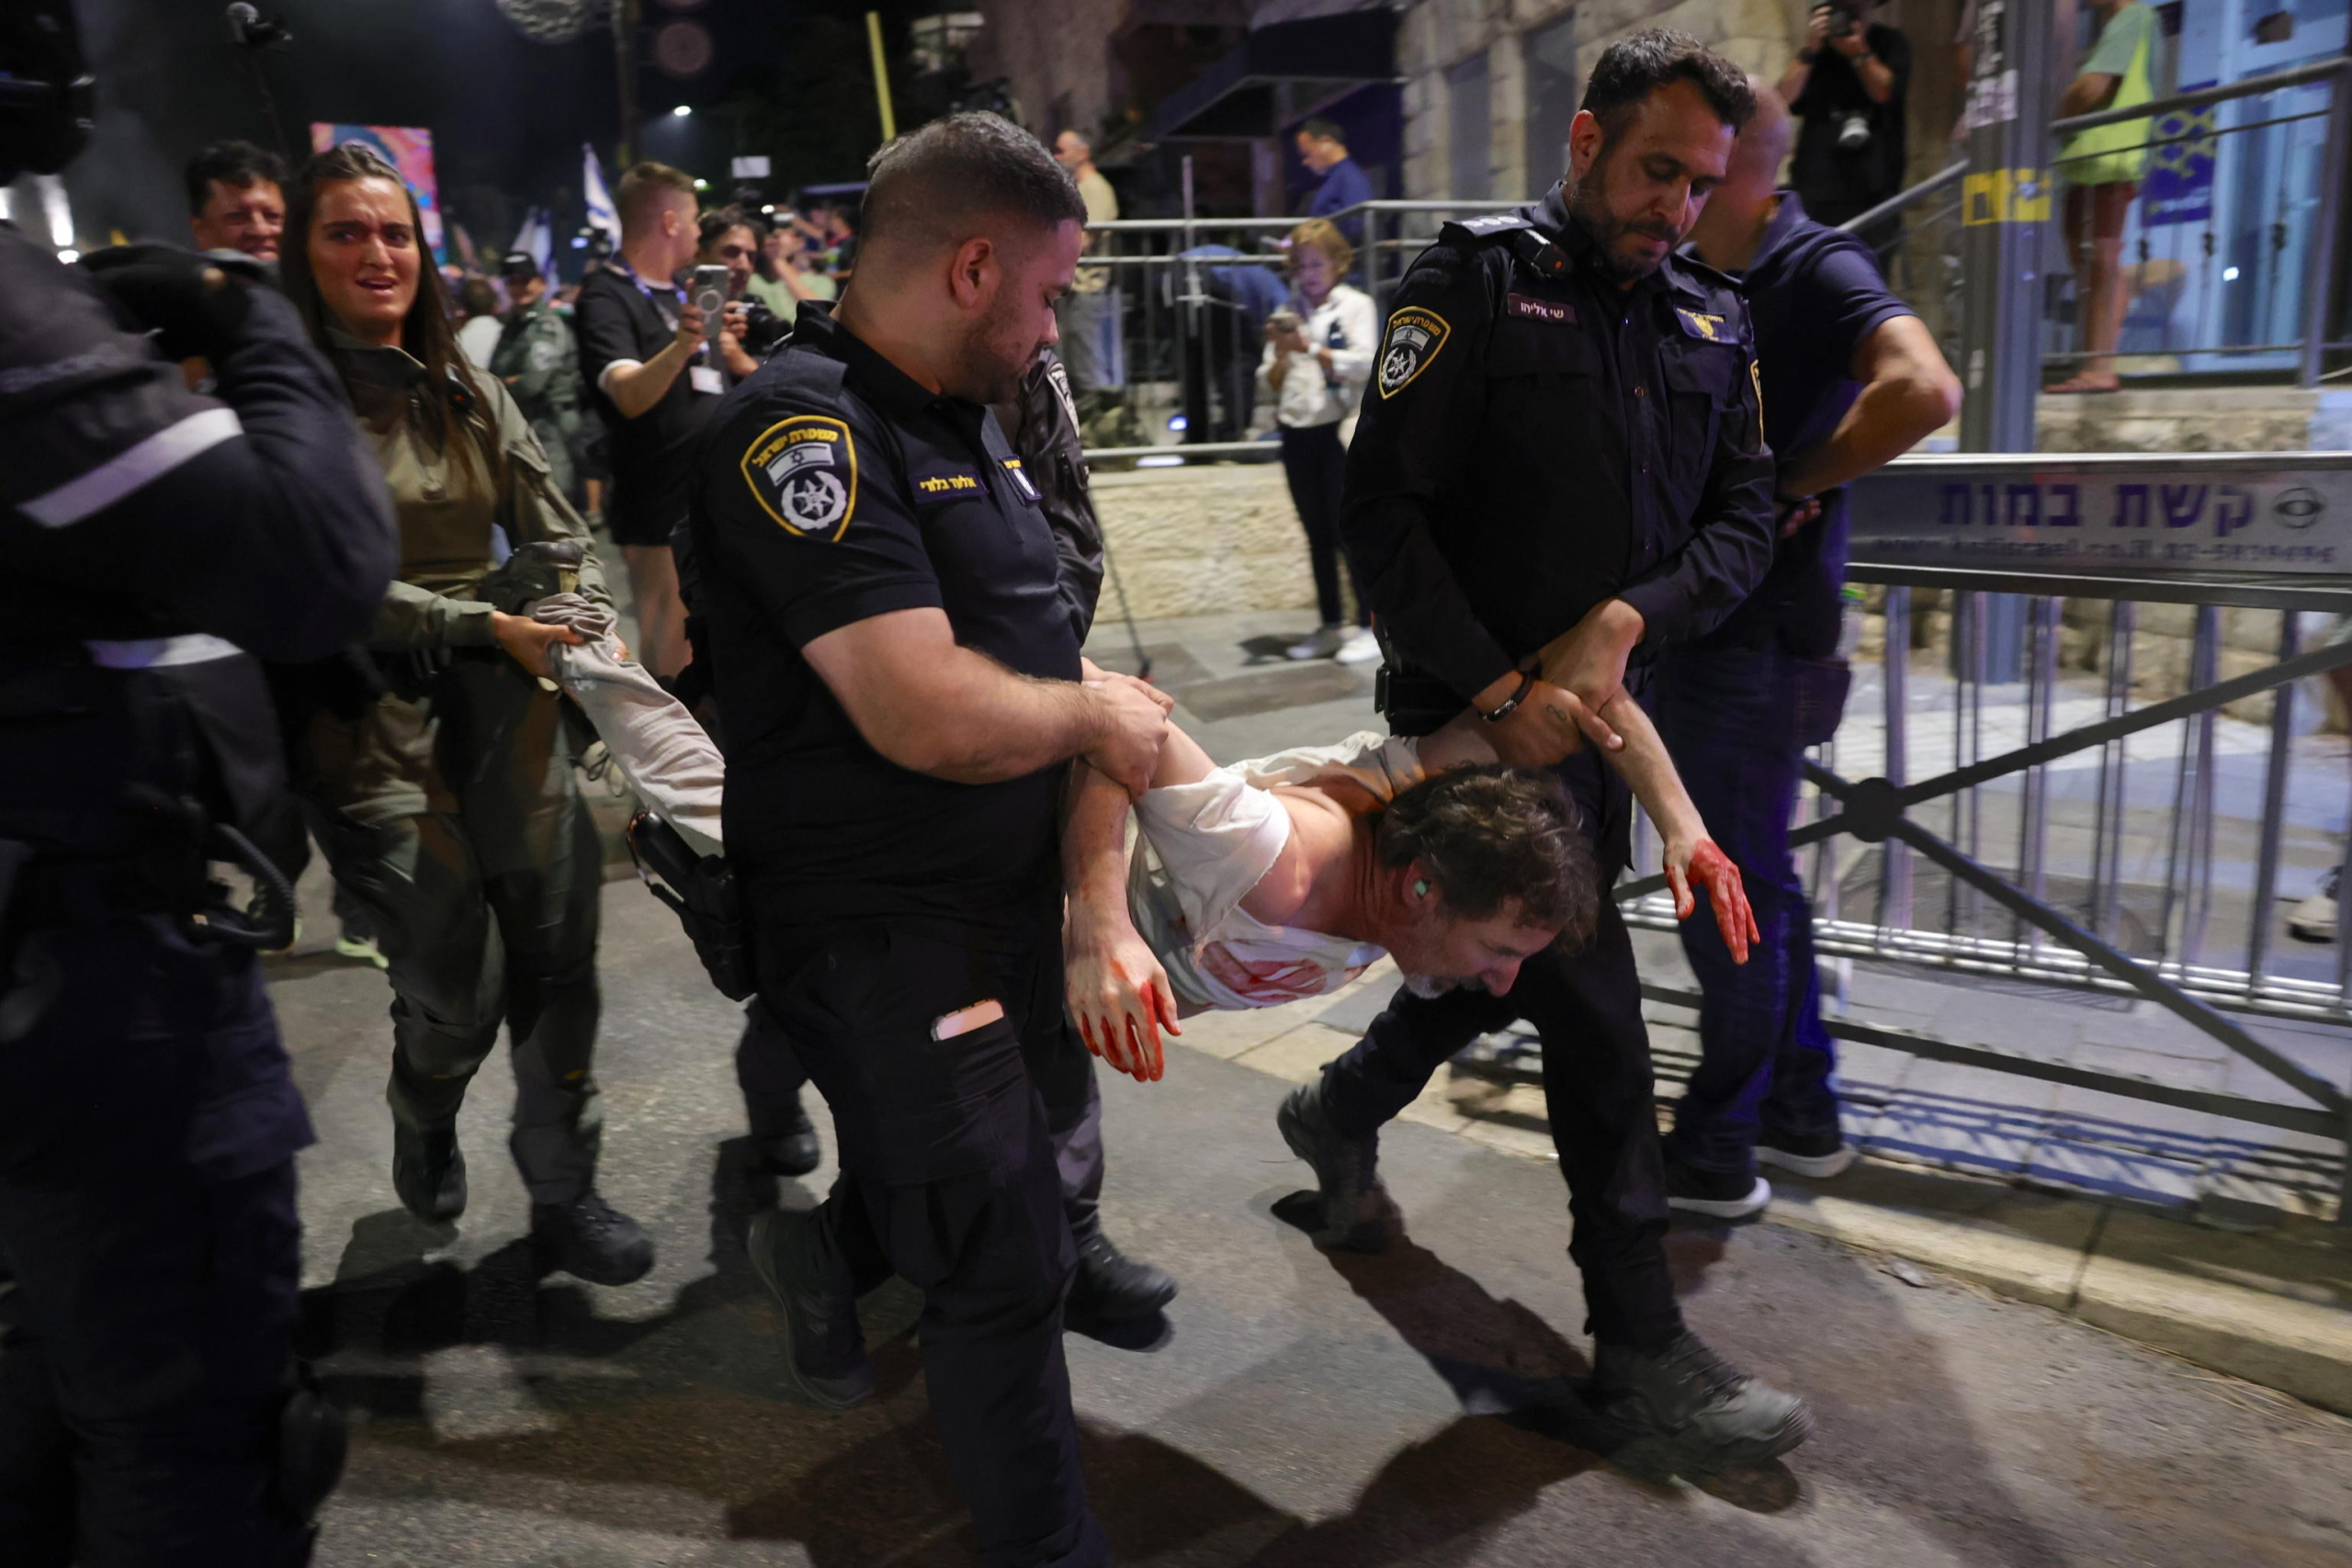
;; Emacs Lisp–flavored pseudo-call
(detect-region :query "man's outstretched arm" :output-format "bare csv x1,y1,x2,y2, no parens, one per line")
1061,757,1182,1082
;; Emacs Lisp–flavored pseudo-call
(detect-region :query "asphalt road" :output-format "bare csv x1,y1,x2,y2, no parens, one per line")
271,884,2352,1568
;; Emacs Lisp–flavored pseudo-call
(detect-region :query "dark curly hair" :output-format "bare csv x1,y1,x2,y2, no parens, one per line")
1580,29,1756,149
1374,766,1599,950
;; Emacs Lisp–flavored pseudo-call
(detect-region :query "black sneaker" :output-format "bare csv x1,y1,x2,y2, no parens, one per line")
1276,1081,1393,1253
392,1124,467,1224
1068,1234,1177,1322
1663,1156,1771,1220
1592,1332,1813,1476
747,1210,876,1409
1756,1129,1858,1179
752,1098,823,1179
530,1191,654,1286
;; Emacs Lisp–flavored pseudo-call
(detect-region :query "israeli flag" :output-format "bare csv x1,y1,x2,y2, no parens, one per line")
582,143,619,247
511,207,556,279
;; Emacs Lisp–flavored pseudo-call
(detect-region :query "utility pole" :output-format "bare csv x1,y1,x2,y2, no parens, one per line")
866,11,897,143
1958,0,2055,453
614,0,640,168
1955,0,2057,679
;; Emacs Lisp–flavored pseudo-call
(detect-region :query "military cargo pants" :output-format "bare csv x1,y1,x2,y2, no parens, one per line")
304,658,605,1203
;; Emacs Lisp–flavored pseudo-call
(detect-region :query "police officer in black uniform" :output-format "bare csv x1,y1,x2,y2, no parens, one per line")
1282,31,1812,1476
689,114,1169,1568
0,6,399,1561
726,338,1176,1326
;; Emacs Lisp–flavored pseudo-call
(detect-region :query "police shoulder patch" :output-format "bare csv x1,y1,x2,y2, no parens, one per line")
1377,306,1451,400
741,413,858,540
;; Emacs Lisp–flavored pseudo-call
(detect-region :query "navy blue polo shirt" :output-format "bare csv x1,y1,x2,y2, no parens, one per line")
1693,191,1914,656
690,308,1080,929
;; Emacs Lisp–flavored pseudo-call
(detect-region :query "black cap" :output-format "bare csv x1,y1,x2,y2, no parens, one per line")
499,251,540,278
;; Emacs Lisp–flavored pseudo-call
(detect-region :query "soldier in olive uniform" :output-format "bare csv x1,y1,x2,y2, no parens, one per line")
279,144,654,1284
491,252,582,504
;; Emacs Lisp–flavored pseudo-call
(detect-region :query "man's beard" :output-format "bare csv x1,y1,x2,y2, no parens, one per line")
952,299,1036,405
1567,156,1680,282
1401,972,1488,1000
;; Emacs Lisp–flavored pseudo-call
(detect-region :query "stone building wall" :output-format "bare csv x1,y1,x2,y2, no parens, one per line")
1092,463,1319,620
1396,0,1969,211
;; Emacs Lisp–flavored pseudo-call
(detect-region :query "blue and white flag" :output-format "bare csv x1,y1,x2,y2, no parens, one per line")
582,143,619,246
511,207,556,278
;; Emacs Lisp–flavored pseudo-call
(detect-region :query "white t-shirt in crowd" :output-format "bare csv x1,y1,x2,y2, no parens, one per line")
457,313,503,371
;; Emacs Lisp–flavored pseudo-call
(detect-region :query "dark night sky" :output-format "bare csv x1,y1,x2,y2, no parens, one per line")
66,0,919,264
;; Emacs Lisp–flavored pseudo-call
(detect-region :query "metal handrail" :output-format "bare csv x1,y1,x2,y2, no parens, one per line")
1836,159,1968,236
2051,53,2349,135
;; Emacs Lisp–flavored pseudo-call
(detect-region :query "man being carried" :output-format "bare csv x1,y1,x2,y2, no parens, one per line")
1061,695,1755,1081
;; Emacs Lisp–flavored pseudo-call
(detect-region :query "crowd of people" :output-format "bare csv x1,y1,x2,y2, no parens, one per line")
3,5,1977,1563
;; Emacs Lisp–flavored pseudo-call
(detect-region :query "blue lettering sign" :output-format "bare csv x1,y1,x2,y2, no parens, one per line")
2213,486,2253,536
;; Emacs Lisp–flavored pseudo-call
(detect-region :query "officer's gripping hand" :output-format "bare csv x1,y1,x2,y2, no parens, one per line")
1535,599,1644,752
1482,677,1603,769
1083,677,1172,800
79,243,265,366
492,610,586,679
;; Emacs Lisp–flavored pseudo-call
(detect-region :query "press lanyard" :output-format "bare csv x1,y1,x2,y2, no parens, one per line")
607,257,684,335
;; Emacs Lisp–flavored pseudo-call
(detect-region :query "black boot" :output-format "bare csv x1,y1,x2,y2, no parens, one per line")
1068,1233,1177,1322
752,1097,822,1179
530,1190,655,1286
1276,1080,1392,1252
747,1209,875,1409
392,1123,467,1224
1591,1331,1813,1476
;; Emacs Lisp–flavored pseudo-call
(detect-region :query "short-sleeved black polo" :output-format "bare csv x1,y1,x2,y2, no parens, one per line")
1697,191,1916,657
576,263,721,547
689,307,1080,930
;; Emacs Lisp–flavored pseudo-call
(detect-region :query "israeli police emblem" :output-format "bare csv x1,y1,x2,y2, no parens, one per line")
1377,307,1451,400
741,414,858,540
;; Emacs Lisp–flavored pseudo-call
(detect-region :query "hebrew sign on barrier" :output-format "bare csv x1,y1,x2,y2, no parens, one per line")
1849,453,2352,576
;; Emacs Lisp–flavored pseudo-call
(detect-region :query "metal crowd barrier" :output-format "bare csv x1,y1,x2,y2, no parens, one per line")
1617,451,2352,1219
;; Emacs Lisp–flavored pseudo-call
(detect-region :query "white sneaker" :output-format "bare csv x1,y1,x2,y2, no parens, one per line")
2289,867,2340,942
1286,624,1345,660
1335,626,1382,664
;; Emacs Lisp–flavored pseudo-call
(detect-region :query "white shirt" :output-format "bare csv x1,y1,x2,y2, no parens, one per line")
1260,282,1376,430
457,314,503,371
1128,731,1424,1011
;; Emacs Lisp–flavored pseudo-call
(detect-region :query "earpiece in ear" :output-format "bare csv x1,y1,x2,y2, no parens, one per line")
1413,878,1430,899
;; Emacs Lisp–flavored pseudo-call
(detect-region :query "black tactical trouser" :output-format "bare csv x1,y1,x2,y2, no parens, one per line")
304,660,605,1203
752,910,1108,1568
0,916,318,1565
738,997,1105,1242
1314,746,1685,1350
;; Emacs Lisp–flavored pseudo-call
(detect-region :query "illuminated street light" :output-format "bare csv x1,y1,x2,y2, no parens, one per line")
672,104,692,118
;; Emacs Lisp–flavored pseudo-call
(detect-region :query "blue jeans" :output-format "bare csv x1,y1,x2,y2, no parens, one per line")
1649,642,1843,1176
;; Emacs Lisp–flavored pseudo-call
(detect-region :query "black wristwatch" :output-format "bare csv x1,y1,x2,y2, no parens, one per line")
1481,670,1538,724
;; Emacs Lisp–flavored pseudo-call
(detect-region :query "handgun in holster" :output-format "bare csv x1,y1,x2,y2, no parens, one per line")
626,808,756,1001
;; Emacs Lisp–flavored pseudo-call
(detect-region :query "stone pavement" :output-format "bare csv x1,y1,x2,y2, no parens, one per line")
274,884,2352,1566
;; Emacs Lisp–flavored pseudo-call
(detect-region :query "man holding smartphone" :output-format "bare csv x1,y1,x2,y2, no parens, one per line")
577,161,722,678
